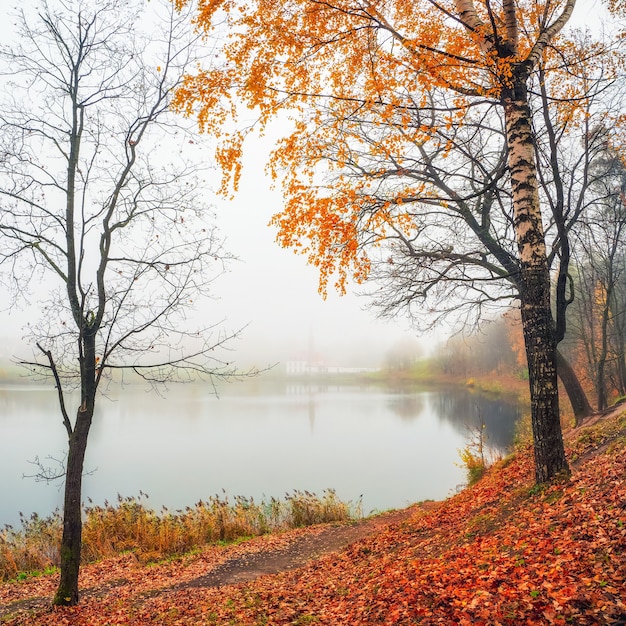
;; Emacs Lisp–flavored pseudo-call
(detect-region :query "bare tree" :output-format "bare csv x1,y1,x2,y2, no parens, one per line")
0,0,248,605
569,142,626,410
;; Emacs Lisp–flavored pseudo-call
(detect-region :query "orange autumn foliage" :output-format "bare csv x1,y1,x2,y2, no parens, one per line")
173,0,626,485
172,0,624,295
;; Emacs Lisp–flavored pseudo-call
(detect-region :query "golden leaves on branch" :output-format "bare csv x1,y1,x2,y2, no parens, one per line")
173,0,625,295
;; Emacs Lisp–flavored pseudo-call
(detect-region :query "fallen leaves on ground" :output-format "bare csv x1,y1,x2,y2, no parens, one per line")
2,408,626,625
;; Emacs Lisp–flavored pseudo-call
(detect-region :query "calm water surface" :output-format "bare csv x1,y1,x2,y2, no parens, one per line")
0,381,522,527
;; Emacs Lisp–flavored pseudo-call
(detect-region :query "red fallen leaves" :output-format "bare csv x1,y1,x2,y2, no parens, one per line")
2,409,626,625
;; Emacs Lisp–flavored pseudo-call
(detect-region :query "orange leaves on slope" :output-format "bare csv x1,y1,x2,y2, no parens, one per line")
203,432,625,626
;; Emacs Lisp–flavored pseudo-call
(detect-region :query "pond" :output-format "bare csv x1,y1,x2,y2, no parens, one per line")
0,380,523,527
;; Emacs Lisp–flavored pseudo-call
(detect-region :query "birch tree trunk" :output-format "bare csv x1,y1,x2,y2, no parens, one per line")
504,74,569,482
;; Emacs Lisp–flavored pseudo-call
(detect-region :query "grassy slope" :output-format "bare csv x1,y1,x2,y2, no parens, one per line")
2,407,625,625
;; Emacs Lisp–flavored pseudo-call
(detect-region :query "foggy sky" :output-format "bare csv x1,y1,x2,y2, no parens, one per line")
0,0,608,372
0,1,422,372
206,131,427,369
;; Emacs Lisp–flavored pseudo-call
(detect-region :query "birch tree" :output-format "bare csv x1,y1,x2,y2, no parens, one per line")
173,0,624,482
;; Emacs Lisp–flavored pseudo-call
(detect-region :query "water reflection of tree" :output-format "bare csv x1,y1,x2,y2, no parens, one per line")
386,394,425,421
431,390,521,451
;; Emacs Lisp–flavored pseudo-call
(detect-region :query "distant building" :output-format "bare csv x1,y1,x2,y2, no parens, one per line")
285,359,327,376
285,332,379,376
285,359,378,376
325,365,378,374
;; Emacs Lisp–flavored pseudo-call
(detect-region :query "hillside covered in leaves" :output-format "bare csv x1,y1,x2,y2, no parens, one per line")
2,407,625,625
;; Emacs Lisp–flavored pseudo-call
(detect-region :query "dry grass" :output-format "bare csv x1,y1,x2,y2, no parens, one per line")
0,489,360,581
0,512,61,582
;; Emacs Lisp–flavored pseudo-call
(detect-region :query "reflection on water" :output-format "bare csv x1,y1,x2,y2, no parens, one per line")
429,390,521,450
0,382,522,527
386,393,426,421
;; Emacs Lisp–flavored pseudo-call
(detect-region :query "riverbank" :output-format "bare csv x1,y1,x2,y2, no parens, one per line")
2,404,624,624
381,369,530,400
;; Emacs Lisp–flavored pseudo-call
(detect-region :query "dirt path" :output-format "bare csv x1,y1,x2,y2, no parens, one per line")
170,505,425,591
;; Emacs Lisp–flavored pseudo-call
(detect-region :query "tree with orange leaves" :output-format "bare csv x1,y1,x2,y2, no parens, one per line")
173,0,623,482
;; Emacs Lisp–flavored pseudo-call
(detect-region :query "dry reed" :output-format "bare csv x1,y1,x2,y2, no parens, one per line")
0,489,361,581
